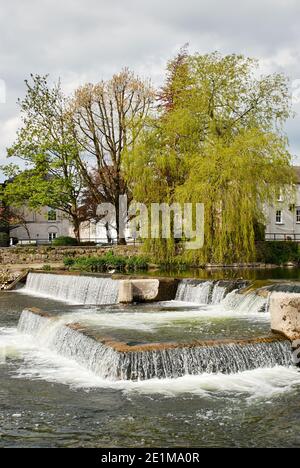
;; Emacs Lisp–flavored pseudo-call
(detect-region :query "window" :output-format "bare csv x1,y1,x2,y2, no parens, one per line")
47,209,57,221
297,208,300,224
48,232,57,242
276,210,283,224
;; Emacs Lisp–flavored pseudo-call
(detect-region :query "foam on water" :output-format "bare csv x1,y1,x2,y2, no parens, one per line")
175,279,269,317
222,289,267,314
16,309,292,381
1,326,299,399
20,272,119,305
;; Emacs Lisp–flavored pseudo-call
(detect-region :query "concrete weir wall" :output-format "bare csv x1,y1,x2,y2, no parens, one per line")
118,278,178,303
270,292,300,341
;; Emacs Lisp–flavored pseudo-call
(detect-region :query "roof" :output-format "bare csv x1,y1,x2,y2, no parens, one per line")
294,166,300,184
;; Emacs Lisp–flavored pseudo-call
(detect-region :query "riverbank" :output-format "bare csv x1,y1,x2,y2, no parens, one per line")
0,244,299,289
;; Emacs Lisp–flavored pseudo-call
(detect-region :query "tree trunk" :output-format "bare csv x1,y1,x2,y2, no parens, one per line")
73,218,81,244
115,199,127,245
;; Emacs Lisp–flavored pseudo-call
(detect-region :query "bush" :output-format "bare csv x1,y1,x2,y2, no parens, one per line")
103,251,127,271
126,256,149,271
256,241,300,265
63,257,75,267
68,252,149,273
42,264,51,271
52,236,78,246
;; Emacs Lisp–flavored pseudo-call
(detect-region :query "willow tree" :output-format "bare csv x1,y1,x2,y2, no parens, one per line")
126,51,295,263
71,69,154,244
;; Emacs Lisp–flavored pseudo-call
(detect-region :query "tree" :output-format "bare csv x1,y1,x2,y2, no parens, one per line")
2,75,86,241
126,51,295,263
71,68,154,244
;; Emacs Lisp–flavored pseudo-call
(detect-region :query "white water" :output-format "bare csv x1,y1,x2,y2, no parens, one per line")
17,309,292,381
20,272,119,305
222,289,267,314
176,281,213,304
175,279,268,314
175,280,247,305
1,325,299,399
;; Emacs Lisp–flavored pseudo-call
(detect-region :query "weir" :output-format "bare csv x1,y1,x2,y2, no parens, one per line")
175,279,247,305
175,279,268,314
20,273,269,313
18,308,293,381
21,272,120,305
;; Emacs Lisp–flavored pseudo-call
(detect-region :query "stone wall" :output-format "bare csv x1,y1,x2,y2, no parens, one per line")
0,245,141,266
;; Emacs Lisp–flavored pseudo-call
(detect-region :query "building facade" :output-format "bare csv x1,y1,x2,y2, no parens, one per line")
265,166,300,242
9,206,72,245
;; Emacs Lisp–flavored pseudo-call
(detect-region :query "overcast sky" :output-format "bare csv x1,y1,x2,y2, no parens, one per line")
0,0,300,174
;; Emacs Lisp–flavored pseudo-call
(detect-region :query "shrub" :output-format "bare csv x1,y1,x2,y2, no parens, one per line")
256,241,300,265
68,252,149,273
126,255,149,271
103,251,127,271
42,264,51,271
63,257,75,267
52,236,78,246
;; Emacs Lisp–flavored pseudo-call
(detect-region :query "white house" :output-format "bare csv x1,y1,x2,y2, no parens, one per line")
265,166,300,242
9,206,72,245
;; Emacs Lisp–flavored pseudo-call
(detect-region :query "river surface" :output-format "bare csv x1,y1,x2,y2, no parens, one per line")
142,267,300,281
1,289,300,448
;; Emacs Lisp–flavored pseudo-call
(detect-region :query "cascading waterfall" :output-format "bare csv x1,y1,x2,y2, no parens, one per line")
175,280,246,305
120,340,292,380
176,280,213,304
222,289,268,314
21,272,119,305
18,309,293,381
175,279,268,314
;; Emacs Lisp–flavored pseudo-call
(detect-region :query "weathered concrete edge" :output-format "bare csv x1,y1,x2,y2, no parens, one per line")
5,270,29,291
270,292,300,342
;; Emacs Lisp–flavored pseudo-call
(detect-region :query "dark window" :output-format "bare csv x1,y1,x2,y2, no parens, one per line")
276,210,283,224
48,232,57,241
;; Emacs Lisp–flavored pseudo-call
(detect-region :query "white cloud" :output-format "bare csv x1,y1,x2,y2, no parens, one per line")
0,0,299,174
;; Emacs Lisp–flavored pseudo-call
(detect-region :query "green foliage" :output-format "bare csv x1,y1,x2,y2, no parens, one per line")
42,264,51,271
256,242,300,265
52,236,78,246
126,255,149,271
63,257,76,267
66,252,149,273
2,75,84,241
126,51,295,264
